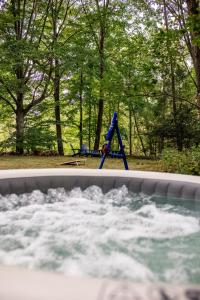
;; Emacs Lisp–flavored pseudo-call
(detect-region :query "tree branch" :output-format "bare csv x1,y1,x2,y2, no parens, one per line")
0,95,16,112
24,65,53,114
81,0,100,52
36,0,51,48
182,58,198,88
24,0,37,40
57,0,70,36
0,78,17,104
20,0,27,37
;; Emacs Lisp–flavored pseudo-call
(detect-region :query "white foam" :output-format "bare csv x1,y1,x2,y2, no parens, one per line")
0,185,200,283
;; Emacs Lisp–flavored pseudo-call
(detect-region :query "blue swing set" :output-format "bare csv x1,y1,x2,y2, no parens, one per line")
99,112,129,170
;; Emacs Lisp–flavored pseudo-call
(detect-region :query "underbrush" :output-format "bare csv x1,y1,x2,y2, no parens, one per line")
161,147,200,175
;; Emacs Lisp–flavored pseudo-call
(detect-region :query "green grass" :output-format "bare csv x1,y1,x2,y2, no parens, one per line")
0,155,163,172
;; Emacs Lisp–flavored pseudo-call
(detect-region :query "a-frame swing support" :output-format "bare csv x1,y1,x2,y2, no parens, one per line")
99,112,129,170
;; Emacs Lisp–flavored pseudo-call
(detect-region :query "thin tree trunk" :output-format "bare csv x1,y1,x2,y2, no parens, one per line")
94,30,105,150
54,58,64,155
129,107,132,156
132,110,147,157
94,98,104,150
12,0,25,154
127,73,132,156
15,63,25,154
16,99,24,155
94,0,109,151
79,69,83,149
163,0,182,151
158,80,167,154
88,97,91,151
84,0,110,150
186,0,200,109
52,1,64,156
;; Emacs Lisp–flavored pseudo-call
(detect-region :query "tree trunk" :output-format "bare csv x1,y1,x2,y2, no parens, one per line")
186,0,200,110
16,100,24,155
12,0,25,154
163,0,182,151
132,110,147,157
52,3,64,156
88,97,92,151
94,98,104,150
79,70,83,149
94,23,105,150
53,60,64,156
129,108,132,156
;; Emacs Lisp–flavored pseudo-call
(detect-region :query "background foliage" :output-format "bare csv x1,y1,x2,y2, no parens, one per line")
0,0,200,174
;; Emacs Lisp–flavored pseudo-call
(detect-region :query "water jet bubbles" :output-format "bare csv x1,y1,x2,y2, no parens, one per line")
105,185,131,205
83,185,104,203
0,185,200,283
28,190,46,205
47,187,66,203
69,187,83,199
0,196,9,211
0,193,20,211
19,193,30,207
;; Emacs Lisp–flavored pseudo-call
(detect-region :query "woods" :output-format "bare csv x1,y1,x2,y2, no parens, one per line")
0,0,200,158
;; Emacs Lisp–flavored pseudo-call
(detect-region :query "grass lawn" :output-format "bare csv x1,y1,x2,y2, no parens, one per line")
0,155,163,172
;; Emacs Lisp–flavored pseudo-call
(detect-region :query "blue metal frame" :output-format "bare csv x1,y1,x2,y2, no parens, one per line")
99,112,129,170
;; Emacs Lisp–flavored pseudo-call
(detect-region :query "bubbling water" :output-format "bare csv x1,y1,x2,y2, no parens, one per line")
0,185,200,284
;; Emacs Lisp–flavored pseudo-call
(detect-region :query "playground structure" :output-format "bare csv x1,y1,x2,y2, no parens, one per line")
70,112,128,170
70,113,128,170
99,112,128,170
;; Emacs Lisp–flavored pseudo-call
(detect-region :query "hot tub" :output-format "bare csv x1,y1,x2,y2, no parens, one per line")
0,169,200,300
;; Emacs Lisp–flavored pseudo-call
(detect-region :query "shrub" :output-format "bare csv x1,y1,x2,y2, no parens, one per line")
161,147,200,175
24,126,56,154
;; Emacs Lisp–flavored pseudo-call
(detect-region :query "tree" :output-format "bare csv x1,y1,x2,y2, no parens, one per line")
48,0,78,155
186,0,200,109
159,0,200,111
0,0,52,154
81,0,111,150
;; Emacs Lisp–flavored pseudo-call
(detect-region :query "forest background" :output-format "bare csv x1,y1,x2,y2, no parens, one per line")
0,0,200,174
